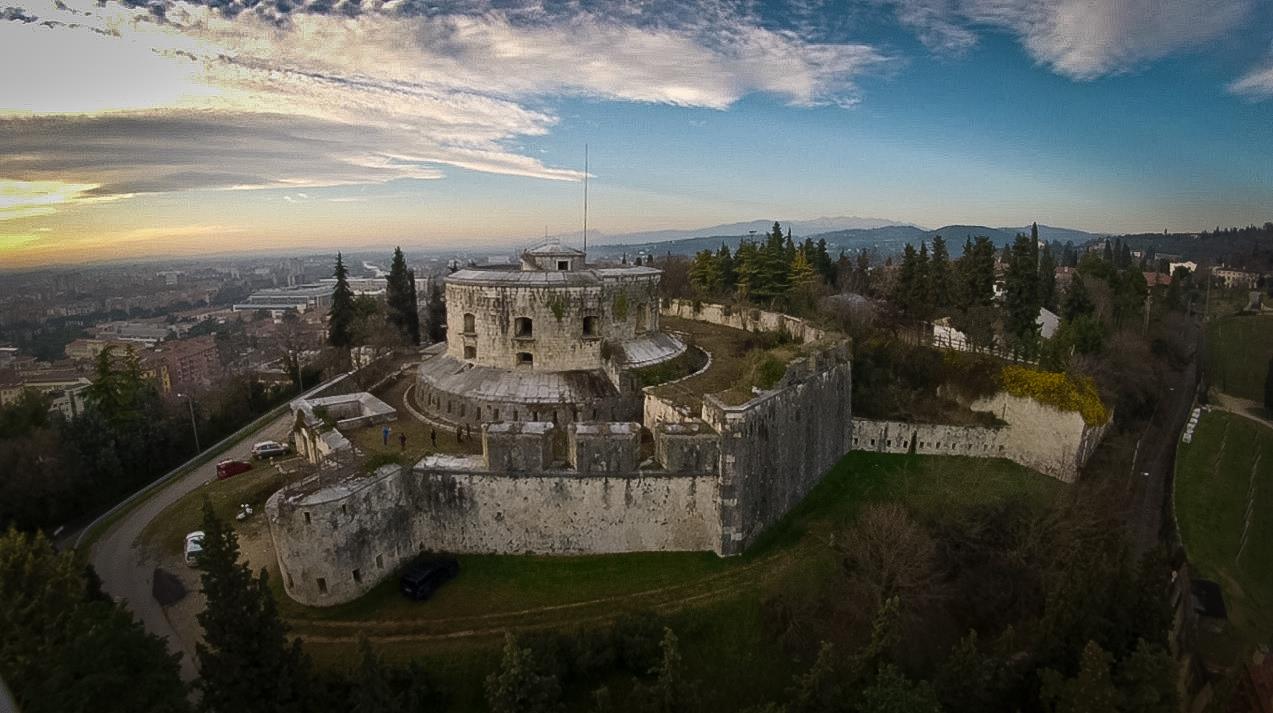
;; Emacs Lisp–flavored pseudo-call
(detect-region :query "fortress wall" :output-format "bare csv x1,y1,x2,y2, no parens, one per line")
643,391,696,426
660,299,826,344
268,464,720,606
705,341,853,555
852,393,1113,482
414,380,638,429
446,275,661,372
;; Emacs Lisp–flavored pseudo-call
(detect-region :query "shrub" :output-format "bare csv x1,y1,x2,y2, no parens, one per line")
363,452,405,473
613,294,630,321
998,365,1109,425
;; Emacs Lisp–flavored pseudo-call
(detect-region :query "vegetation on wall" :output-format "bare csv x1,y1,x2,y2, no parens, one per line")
612,293,629,322
998,365,1109,426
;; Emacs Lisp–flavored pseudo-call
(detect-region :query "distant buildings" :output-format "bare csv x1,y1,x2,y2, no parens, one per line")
1213,267,1260,290
233,283,334,315
141,335,222,393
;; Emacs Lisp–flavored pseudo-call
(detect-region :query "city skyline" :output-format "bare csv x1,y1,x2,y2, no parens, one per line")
3,0,1273,267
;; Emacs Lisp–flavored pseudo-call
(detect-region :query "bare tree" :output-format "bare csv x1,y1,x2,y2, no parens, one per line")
838,503,942,615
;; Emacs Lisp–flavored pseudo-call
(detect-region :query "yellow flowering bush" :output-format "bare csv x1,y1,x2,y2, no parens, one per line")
998,365,1109,425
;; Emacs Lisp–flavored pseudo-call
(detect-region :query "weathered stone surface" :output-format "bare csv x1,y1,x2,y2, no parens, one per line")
568,422,641,475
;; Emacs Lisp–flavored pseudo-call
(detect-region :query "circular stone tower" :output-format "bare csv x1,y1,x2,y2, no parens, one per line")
416,240,686,428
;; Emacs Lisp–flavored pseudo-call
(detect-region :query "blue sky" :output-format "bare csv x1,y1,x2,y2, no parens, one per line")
1,0,1271,265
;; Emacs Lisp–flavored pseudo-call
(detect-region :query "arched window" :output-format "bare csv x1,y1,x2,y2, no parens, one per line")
514,317,533,338
462,313,476,334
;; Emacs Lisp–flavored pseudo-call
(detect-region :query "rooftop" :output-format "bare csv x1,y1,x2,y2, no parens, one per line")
419,355,618,403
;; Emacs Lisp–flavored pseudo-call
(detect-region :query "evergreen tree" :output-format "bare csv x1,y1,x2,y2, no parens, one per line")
859,665,942,713
934,631,1008,713
484,633,561,713
735,240,760,299
717,243,737,292
1117,640,1177,713
929,235,952,309
1062,276,1095,321
385,247,420,345
787,642,843,713
814,238,835,285
754,223,792,303
1004,233,1041,357
789,250,819,296
327,252,355,348
351,636,396,713
1265,356,1273,415
1039,641,1119,713
424,281,446,344
853,251,871,294
689,249,721,295
912,242,932,320
636,628,698,713
1039,243,1059,311
1102,239,1114,264
196,501,311,713
0,528,190,713
893,244,920,319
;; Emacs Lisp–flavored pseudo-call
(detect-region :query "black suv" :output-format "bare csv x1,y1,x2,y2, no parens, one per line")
399,556,460,601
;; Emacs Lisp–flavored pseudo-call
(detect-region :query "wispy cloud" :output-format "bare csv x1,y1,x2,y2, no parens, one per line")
871,0,1253,79
0,0,893,218
1229,55,1273,100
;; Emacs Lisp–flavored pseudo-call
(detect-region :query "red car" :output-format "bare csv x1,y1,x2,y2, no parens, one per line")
215,459,252,480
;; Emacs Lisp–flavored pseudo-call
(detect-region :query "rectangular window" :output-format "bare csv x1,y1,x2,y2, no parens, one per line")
352,569,361,584
376,554,384,570
514,317,533,338
516,352,533,367
464,345,476,359
582,315,598,337
316,577,327,595
557,260,570,270
303,512,311,525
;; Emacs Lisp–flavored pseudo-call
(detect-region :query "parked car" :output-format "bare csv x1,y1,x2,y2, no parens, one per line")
250,440,290,460
400,556,460,601
184,531,205,566
216,459,252,480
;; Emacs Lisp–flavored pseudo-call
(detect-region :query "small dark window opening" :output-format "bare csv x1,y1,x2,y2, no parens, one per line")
352,569,361,584
557,260,570,271
516,352,533,367
514,317,533,338
316,578,327,594
464,345,477,359
303,512,311,525
582,315,598,337
376,554,384,569
462,313,476,334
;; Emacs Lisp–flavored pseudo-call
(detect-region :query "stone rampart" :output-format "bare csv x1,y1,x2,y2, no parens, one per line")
704,340,853,555
569,422,641,474
851,392,1113,482
660,299,826,344
267,462,720,606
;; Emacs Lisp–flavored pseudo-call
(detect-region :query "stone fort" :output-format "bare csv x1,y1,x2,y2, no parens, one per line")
266,243,1109,607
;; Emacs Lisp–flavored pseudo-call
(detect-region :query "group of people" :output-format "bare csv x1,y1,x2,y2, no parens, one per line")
380,422,474,450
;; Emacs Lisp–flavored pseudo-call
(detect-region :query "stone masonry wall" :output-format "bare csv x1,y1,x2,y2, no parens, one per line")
704,340,853,555
851,392,1112,482
661,299,826,344
446,276,660,371
267,463,720,606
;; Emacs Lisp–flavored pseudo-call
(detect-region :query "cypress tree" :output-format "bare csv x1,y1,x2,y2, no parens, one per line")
1004,233,1041,357
716,243,736,292
929,235,952,310
1039,243,1058,311
196,501,311,713
327,253,355,348
424,281,446,344
913,242,932,320
385,247,419,345
893,244,919,319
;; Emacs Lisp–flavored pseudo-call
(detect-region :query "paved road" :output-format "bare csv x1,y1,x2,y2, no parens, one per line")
1127,346,1201,559
85,412,295,681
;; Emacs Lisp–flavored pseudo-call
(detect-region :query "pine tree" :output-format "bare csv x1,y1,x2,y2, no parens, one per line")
484,633,561,713
717,243,736,292
1264,355,1273,416
911,242,932,320
789,250,819,293
859,664,942,713
1063,276,1095,321
0,528,190,713
689,249,721,295
787,642,842,713
893,244,919,319
636,628,698,713
754,224,791,303
929,235,951,310
735,240,760,299
1117,640,1177,713
1039,641,1119,713
327,253,355,348
196,501,311,713
350,636,396,713
385,247,420,345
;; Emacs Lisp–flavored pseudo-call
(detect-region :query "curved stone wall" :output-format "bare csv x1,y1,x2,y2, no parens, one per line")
445,272,661,371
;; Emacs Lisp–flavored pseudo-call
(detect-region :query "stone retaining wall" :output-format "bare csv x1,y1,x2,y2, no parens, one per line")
660,299,826,344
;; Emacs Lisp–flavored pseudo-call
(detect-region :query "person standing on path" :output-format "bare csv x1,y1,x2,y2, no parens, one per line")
430,428,437,448
382,425,391,446
398,432,407,450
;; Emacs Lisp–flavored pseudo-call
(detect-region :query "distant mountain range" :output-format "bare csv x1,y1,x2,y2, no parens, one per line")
590,221,1108,258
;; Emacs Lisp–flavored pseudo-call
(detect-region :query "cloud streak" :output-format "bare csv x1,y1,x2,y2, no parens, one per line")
0,0,892,218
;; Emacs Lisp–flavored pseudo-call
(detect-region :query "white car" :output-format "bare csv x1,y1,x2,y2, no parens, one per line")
184,531,206,566
250,440,290,460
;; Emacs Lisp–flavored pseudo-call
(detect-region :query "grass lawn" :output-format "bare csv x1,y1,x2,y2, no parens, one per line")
1206,314,1273,403
1175,409,1273,659
283,451,1060,711
139,463,291,558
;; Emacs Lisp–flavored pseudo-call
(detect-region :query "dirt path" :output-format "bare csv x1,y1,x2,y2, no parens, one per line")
291,550,799,644
1212,392,1273,430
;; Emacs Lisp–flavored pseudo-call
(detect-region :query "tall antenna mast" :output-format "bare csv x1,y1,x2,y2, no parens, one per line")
582,144,589,254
